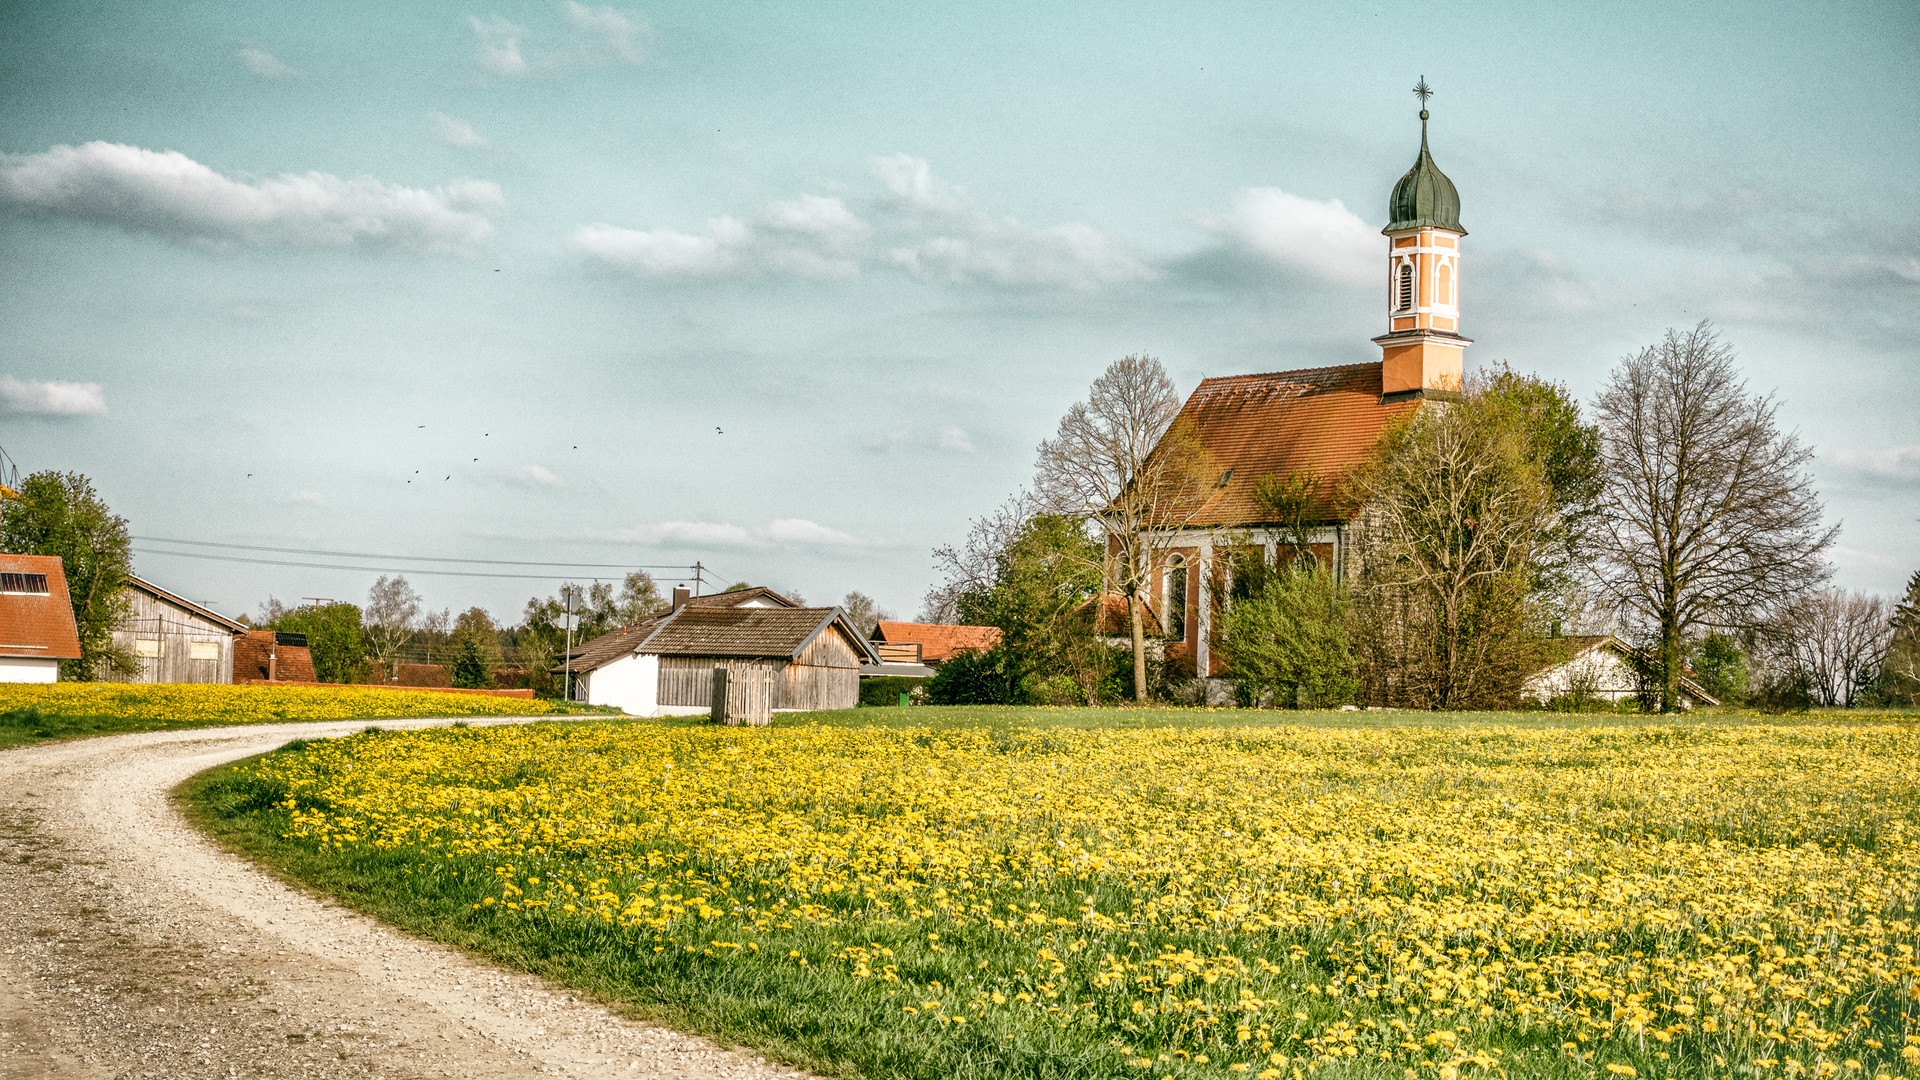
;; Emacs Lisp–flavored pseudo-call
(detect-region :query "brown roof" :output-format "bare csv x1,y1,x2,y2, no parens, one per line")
127,574,248,633
0,554,82,660
1169,361,1421,527
870,621,1001,662
684,586,800,609
563,605,874,671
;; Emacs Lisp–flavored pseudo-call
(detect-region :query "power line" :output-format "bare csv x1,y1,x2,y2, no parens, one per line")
131,547,700,582
134,536,697,570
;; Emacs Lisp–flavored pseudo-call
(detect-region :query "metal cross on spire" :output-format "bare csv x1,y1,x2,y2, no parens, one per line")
1413,77,1433,108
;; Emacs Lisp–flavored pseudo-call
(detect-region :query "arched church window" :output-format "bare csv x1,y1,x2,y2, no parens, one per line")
1165,555,1187,642
1397,262,1414,311
1437,263,1451,307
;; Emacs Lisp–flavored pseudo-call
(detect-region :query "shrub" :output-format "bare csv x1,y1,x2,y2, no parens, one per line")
858,676,928,707
1221,564,1358,708
925,646,1027,705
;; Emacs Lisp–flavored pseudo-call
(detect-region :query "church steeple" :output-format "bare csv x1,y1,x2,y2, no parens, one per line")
1373,78,1471,401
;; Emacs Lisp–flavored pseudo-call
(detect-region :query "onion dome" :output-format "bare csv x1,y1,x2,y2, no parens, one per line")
1384,109,1463,235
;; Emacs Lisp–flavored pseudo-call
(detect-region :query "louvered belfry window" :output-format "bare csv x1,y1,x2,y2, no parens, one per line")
1398,262,1415,311
0,572,49,594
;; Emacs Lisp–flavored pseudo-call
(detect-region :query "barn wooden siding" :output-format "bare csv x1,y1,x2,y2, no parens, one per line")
110,589,235,684
654,627,862,712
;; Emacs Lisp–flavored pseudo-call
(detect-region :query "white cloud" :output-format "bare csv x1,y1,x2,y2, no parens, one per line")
0,376,107,416
0,142,503,254
597,518,862,549
500,463,563,488
571,200,865,281
867,424,974,454
573,156,1145,290
238,47,295,78
561,2,649,64
1191,187,1376,286
287,491,326,507
429,112,489,149
1828,445,1920,484
469,15,530,75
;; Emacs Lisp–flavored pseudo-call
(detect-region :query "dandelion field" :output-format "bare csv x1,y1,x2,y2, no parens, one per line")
184,712,1920,1080
0,682,598,749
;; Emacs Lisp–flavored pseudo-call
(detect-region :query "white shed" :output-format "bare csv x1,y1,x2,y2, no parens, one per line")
1522,635,1719,709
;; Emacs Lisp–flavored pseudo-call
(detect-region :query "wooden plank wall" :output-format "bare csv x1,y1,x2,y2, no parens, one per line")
660,657,786,707
109,590,235,684
656,634,862,713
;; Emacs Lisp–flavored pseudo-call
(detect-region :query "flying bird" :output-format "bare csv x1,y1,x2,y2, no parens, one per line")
716,427,723,435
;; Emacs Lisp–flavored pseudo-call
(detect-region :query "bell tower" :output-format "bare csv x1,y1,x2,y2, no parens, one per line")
1373,78,1469,401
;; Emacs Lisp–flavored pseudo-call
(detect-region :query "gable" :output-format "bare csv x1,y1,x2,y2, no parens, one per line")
0,554,82,660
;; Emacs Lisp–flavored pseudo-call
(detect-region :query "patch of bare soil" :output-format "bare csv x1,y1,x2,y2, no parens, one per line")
0,719,815,1079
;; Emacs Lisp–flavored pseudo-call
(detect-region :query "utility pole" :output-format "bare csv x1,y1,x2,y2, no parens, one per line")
562,586,575,703
693,561,704,596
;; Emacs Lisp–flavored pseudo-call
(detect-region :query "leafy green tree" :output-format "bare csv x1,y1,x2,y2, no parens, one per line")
1221,564,1357,708
1480,366,1603,624
1348,381,1555,709
1874,570,1920,706
0,471,136,680
268,601,367,683
450,634,493,689
957,513,1114,705
925,644,1027,705
1690,632,1749,706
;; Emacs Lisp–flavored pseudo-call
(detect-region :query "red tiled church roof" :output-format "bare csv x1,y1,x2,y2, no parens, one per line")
1170,362,1420,527
0,554,81,660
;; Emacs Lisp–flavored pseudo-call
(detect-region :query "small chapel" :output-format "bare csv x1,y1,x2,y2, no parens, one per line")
1147,94,1470,680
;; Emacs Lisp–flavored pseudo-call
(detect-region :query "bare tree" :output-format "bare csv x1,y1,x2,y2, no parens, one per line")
1591,323,1835,711
419,607,452,664
1767,589,1891,707
1034,354,1215,702
363,574,422,681
922,491,1036,623
1347,383,1554,709
839,590,892,636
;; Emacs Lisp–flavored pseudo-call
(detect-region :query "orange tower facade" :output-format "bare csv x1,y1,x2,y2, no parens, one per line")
1371,100,1470,399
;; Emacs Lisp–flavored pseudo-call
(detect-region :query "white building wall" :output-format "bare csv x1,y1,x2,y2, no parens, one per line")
576,653,708,717
1523,646,1637,703
0,656,60,683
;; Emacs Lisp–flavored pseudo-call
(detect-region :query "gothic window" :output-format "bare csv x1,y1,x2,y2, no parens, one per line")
1438,262,1452,307
1397,262,1414,311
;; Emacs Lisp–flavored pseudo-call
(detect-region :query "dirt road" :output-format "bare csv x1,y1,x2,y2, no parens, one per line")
0,719,813,1080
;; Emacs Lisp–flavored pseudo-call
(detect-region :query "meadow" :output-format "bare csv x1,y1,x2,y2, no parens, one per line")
0,682,604,749
183,708,1920,1080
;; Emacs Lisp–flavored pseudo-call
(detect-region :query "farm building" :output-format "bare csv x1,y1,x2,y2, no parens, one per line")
561,588,876,716
868,621,1001,668
110,574,248,684
1521,636,1719,709
232,630,317,683
0,554,82,682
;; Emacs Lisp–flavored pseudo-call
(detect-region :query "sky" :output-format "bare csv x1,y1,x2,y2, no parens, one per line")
1,0,1916,625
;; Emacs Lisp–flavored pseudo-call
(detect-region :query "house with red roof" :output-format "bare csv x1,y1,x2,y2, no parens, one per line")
0,554,83,682
868,621,1001,670
1138,104,1470,682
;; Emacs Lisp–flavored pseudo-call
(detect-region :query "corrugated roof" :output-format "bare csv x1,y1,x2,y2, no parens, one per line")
0,553,82,661
1169,361,1420,527
870,621,1001,662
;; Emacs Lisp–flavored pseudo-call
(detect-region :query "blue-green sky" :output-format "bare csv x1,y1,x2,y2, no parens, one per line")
2,0,1916,622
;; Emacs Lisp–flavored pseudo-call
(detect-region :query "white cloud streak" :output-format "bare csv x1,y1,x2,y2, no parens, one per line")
867,424,974,454
561,2,649,64
500,463,564,488
0,376,107,416
238,47,295,78
1190,187,1377,286
572,155,1148,291
1828,445,1920,484
0,142,502,254
429,112,490,148
469,16,529,75
597,518,862,549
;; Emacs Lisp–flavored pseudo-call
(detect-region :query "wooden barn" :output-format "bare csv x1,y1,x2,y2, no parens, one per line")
562,587,877,718
110,575,248,684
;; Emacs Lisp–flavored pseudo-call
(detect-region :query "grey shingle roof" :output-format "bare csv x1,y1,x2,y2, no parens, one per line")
559,602,875,673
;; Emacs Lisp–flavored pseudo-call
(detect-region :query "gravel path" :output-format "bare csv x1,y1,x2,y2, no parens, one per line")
0,718,817,1080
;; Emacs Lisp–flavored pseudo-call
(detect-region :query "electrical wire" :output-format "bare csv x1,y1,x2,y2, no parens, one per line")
134,536,698,570
131,547,682,582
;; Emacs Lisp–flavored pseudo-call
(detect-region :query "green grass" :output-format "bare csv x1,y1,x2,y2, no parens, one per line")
802,702,1920,731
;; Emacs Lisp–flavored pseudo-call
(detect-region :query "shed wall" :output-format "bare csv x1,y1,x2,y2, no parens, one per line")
110,590,235,684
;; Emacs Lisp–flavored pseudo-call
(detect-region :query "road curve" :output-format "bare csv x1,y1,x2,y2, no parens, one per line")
0,718,813,1080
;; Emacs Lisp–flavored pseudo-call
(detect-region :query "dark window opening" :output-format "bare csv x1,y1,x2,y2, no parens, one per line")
1397,263,1414,311
0,572,49,594
1228,546,1270,605
1166,557,1187,642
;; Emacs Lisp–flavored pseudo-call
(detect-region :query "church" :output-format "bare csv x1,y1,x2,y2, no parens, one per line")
1145,97,1469,681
